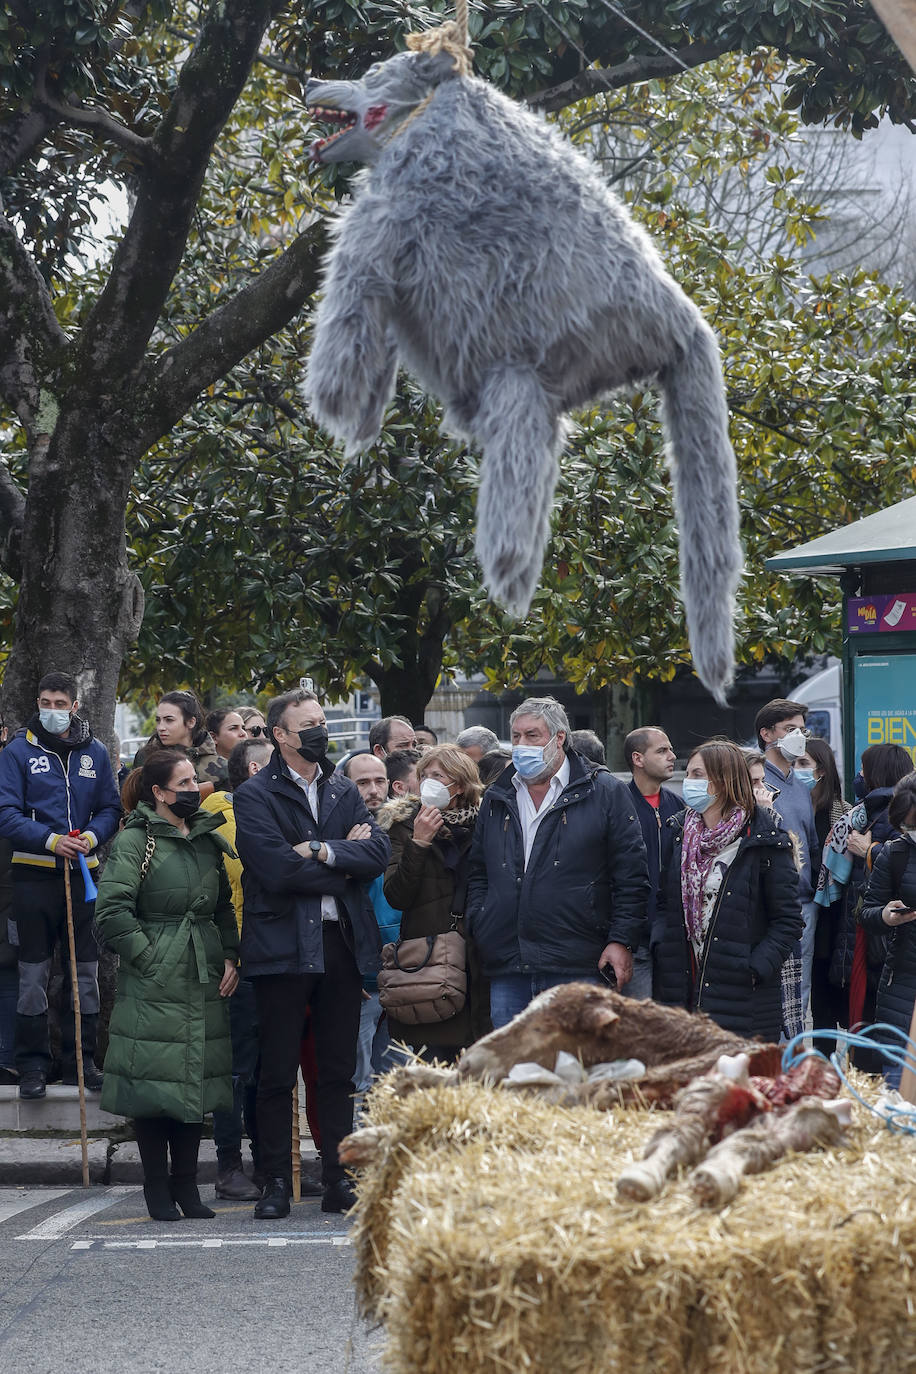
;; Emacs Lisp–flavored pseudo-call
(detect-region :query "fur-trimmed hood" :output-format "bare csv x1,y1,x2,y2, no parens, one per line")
376,795,420,833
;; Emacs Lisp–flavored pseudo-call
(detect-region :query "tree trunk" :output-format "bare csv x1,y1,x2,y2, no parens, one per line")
372,661,441,725
1,412,144,749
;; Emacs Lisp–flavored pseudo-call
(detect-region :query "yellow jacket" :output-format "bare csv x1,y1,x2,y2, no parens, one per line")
200,791,243,933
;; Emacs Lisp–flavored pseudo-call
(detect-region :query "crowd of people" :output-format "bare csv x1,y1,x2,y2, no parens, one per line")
0,673,914,1222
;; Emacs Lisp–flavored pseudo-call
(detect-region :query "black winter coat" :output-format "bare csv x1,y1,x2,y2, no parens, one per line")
627,780,681,941
861,836,916,1037
653,807,804,1041
466,751,649,978
233,751,390,979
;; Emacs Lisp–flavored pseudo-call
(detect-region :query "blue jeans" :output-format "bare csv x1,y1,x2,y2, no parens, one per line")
211,978,259,1167
489,973,601,1030
354,990,392,1093
620,946,652,1001
799,899,818,1027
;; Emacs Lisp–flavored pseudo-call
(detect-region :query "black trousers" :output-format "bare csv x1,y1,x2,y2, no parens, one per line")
11,873,99,1074
253,923,362,1186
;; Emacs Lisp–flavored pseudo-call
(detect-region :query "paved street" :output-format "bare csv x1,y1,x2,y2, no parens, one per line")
0,1185,382,1373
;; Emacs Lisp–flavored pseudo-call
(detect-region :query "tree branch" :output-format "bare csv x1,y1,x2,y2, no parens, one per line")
0,206,69,448
0,109,54,179
528,42,723,114
0,464,26,581
33,69,155,164
76,0,284,380
135,219,328,448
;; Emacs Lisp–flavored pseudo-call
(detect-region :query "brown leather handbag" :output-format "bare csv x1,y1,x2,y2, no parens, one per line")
377,923,467,1025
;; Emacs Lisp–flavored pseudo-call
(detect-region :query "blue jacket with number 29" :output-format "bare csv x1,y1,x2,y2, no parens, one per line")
0,715,121,873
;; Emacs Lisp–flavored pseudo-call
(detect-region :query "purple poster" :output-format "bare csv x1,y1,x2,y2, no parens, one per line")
848,593,916,634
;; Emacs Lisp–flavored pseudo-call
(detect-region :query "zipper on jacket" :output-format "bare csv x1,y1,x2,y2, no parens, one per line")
694,850,744,1011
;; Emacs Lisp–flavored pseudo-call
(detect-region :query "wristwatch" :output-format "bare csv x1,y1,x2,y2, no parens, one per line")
309,840,322,859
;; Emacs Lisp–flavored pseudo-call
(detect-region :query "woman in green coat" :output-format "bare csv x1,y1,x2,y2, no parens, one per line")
95,749,239,1221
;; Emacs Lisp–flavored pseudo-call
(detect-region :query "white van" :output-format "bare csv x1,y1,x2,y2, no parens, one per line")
792,661,843,788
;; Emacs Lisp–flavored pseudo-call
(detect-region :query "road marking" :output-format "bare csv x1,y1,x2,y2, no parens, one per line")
70,1235,352,1250
0,1189,70,1225
16,1187,134,1239
98,1197,321,1226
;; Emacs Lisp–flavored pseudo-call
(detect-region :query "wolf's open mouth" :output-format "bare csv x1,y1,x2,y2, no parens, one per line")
311,106,358,154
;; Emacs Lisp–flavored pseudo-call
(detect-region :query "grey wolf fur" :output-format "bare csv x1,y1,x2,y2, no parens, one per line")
303,50,741,702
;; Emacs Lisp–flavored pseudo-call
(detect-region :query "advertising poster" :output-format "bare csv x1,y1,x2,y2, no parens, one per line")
854,653,916,771
848,593,916,634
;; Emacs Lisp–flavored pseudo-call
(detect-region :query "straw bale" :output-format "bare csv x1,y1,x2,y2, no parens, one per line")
351,1072,916,1373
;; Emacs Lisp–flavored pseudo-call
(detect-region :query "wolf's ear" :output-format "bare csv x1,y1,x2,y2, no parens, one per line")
410,50,464,87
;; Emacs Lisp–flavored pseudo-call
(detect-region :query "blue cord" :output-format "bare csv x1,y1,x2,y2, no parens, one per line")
780,1026,916,1136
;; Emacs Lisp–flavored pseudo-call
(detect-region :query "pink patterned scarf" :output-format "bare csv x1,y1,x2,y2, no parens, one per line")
680,806,748,944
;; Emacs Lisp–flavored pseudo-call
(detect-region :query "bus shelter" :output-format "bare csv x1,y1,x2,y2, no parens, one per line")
766,495,916,795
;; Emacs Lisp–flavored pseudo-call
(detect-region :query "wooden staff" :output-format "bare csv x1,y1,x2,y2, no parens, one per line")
62,853,90,1187
292,1080,301,1202
900,997,916,1105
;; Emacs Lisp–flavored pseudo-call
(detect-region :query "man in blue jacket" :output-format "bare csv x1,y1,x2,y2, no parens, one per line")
467,697,649,1028
625,726,682,998
233,689,390,1220
0,671,121,1099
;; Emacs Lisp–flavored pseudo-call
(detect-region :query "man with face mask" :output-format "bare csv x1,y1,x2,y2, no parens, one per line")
232,688,390,1219
756,697,820,1025
0,671,121,1099
466,696,649,1028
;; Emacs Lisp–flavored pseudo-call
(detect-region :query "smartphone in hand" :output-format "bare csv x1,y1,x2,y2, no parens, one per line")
599,963,617,987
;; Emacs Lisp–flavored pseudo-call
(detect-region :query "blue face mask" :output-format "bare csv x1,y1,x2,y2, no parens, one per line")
794,768,816,791
682,778,716,814
512,737,558,780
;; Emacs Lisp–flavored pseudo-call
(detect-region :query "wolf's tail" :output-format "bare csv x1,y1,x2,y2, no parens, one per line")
658,319,741,705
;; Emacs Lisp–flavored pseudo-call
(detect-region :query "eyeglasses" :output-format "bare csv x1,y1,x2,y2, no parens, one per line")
780,726,811,738
247,726,267,738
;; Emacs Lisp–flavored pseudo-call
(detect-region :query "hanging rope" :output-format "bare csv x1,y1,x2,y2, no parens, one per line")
386,1,472,144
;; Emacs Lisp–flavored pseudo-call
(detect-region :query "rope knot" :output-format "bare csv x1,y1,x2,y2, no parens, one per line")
406,17,472,76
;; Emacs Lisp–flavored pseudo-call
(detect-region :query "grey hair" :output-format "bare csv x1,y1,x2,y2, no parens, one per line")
510,697,570,742
456,725,499,753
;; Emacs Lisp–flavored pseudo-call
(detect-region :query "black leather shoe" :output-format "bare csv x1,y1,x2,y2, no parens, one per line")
254,1176,291,1220
321,1178,357,1214
62,1066,104,1092
19,1070,46,1100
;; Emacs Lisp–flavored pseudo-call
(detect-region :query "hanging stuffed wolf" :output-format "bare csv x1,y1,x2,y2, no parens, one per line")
303,31,742,702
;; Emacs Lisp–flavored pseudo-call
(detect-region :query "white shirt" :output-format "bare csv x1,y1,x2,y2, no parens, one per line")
512,755,571,869
287,764,338,922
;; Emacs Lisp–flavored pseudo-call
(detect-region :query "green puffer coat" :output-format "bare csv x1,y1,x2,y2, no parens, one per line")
95,801,239,1122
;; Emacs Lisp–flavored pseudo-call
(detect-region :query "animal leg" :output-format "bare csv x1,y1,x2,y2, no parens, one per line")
688,1098,850,1208
658,319,741,705
303,255,397,454
470,363,566,618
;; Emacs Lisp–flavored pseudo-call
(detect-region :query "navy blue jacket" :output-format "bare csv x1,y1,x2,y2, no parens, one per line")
627,779,681,946
466,750,649,978
0,717,121,873
861,837,916,1038
653,806,803,1040
233,750,390,978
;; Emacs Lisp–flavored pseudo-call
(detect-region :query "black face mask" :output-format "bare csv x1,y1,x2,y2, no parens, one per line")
165,789,200,819
294,726,329,763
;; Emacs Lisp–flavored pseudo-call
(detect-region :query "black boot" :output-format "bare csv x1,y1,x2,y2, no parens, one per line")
167,1120,215,1219
135,1118,180,1222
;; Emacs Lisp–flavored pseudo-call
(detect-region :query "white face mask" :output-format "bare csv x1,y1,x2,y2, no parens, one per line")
776,728,807,761
419,778,452,811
